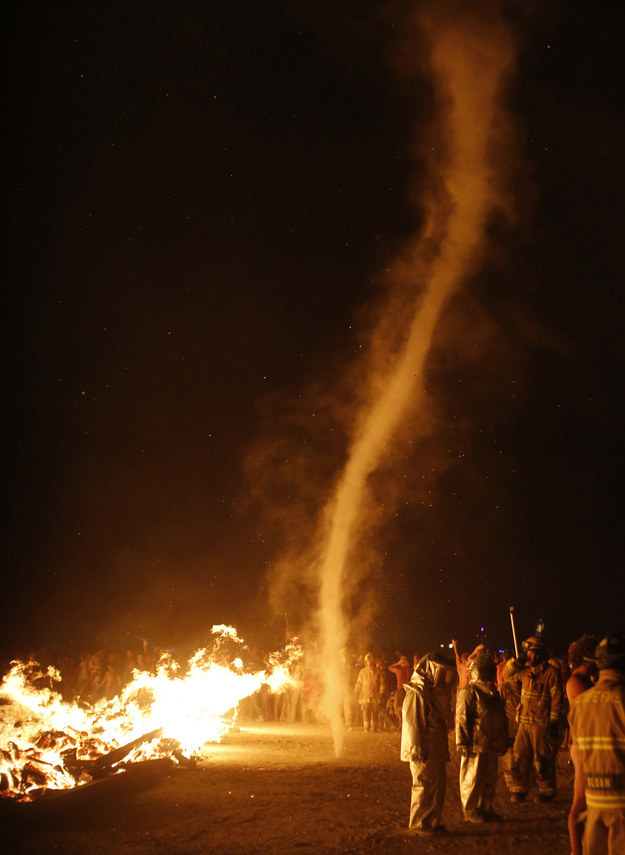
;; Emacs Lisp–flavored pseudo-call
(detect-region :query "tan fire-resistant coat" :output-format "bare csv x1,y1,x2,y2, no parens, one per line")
503,658,563,727
569,668,625,810
354,665,379,703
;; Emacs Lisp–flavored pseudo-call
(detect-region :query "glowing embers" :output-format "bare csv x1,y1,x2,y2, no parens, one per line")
0,626,302,801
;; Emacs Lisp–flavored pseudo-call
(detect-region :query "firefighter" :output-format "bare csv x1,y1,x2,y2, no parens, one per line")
503,635,563,802
354,652,380,732
456,652,509,822
400,652,456,834
568,633,625,855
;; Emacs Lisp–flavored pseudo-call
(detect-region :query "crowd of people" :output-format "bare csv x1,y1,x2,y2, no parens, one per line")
5,638,169,704
396,632,624,855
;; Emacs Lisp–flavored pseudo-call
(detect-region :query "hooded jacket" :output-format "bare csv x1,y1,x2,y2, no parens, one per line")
401,665,451,763
456,680,509,754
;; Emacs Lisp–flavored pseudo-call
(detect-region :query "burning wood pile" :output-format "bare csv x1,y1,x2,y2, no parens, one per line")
0,626,301,803
1,724,171,802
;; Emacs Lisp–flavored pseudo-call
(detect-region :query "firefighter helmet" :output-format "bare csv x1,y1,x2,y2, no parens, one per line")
522,636,546,651
522,635,548,662
591,634,625,671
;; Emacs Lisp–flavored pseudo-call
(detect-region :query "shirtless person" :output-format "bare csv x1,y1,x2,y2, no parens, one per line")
452,639,485,689
389,654,413,723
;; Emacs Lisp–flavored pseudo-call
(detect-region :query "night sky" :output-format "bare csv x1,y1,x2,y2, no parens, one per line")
3,1,624,660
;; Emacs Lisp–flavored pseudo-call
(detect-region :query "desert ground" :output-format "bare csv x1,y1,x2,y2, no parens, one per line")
4,722,574,855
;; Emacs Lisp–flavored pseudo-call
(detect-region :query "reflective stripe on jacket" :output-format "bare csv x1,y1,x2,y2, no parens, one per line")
569,669,625,809
503,659,563,727
354,666,379,702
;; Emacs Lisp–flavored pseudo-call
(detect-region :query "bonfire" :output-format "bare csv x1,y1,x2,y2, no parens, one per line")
0,626,302,802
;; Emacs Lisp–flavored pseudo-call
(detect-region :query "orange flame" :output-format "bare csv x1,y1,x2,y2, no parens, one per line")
0,627,302,800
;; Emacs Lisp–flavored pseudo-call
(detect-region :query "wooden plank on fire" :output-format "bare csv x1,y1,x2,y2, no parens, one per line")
92,727,164,774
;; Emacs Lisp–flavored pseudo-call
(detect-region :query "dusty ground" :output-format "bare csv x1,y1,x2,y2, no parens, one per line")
4,722,574,855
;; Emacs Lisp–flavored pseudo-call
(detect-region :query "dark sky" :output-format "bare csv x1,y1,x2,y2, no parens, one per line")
3,1,624,660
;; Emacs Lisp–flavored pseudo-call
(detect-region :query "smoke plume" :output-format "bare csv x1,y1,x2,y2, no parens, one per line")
313,1,521,753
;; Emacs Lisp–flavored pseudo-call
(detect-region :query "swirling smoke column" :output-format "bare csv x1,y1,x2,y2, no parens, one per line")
316,1,521,754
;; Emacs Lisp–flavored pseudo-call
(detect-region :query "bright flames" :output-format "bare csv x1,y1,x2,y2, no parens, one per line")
0,626,302,801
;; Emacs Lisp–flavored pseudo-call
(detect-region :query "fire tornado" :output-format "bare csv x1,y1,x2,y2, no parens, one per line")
316,1,521,753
